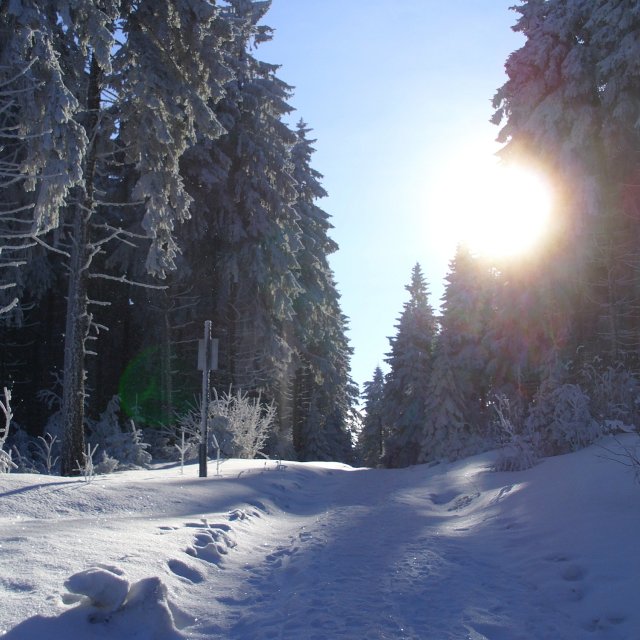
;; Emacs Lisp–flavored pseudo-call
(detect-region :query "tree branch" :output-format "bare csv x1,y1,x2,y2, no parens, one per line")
88,273,167,289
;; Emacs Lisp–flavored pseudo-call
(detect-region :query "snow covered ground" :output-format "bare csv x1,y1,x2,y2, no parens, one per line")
1,435,640,640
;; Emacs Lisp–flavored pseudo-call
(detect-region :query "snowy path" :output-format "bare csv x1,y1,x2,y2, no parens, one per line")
205,466,564,640
2,441,640,639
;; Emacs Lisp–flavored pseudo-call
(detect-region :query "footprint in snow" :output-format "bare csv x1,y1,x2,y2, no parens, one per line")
229,509,251,521
167,559,205,584
202,517,232,530
266,545,297,564
247,500,268,515
3,580,35,593
447,493,480,511
185,523,237,566
429,490,459,505
496,484,514,499
543,553,570,563
157,525,179,534
561,564,585,582
583,614,626,633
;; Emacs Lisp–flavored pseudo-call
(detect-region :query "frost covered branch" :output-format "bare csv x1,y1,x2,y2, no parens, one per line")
30,234,71,258
0,387,17,473
597,435,640,483
0,297,19,316
88,273,167,289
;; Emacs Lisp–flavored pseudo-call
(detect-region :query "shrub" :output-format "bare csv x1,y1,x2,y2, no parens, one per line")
493,394,539,472
526,383,601,455
209,389,275,459
88,396,151,470
581,363,640,428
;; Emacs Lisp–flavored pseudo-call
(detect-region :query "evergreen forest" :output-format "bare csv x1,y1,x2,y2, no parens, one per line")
359,1,640,469
3,0,640,475
0,0,355,473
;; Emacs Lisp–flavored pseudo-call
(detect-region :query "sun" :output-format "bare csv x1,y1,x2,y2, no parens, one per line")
460,164,554,258
429,146,554,259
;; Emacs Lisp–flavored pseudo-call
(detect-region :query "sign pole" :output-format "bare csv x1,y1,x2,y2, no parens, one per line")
198,320,212,478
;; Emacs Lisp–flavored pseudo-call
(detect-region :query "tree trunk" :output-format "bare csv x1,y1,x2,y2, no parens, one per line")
60,210,91,475
60,56,101,476
160,300,174,425
291,359,310,457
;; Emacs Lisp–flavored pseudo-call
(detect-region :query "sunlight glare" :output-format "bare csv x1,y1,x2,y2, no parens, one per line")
429,146,554,259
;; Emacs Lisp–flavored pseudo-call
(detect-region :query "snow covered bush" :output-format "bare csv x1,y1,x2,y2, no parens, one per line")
7,426,38,473
1,425,62,475
526,383,602,456
493,394,539,472
124,420,152,468
581,363,640,429
149,400,215,466
209,389,275,459
174,404,205,460
94,451,119,475
88,396,151,470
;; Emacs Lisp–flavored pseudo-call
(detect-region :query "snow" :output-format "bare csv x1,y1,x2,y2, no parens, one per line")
1,436,640,639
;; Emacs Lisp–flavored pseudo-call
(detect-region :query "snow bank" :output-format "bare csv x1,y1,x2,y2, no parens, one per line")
1,438,639,639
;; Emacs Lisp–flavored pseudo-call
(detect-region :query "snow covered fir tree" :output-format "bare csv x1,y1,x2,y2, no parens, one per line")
0,0,355,474
358,0,640,469
380,264,438,468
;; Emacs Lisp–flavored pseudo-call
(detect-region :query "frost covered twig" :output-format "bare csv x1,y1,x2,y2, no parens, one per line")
0,387,17,473
76,443,98,483
33,433,59,475
174,429,190,475
596,435,640,483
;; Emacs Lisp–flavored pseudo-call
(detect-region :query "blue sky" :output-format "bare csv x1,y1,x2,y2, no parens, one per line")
260,1,525,394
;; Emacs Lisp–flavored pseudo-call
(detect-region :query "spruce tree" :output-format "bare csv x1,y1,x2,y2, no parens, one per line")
358,366,386,467
0,2,86,321
210,0,301,404
417,247,491,462
289,121,355,462
492,0,640,377
382,263,437,468
1,1,230,474
420,338,467,462
173,0,304,457
438,246,492,432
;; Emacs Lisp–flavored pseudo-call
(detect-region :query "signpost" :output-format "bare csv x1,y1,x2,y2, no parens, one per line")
197,321,218,478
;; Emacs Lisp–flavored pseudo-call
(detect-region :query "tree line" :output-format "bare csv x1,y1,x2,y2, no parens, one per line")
359,0,640,469
0,0,355,474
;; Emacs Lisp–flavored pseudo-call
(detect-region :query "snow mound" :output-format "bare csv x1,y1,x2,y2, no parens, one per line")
63,565,129,611
3,567,184,640
2,444,640,638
